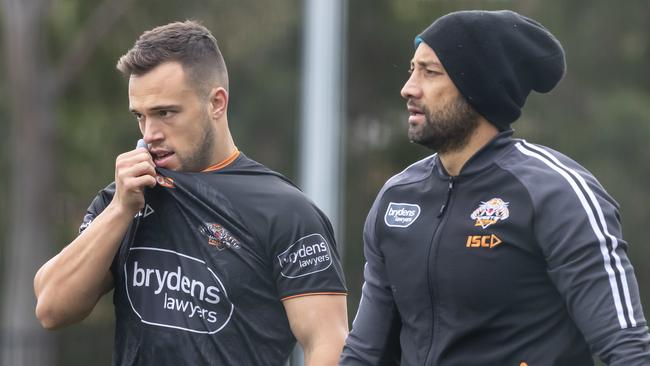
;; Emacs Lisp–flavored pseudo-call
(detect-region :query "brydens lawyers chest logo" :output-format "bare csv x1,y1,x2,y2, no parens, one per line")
277,234,333,278
384,202,421,228
470,198,509,229
125,247,234,334
199,223,241,250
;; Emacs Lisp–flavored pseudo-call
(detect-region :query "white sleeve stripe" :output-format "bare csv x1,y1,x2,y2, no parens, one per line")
519,141,636,328
515,142,634,329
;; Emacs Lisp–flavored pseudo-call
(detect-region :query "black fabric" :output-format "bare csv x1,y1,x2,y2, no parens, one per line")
416,10,566,130
340,132,650,365
80,153,347,366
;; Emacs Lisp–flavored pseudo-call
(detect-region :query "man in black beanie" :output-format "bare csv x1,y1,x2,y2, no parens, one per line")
341,10,650,365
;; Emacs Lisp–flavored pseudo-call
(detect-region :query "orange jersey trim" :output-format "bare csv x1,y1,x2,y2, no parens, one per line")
202,150,240,172
281,292,347,301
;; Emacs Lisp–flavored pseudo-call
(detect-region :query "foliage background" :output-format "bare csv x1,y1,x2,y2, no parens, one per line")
0,0,648,364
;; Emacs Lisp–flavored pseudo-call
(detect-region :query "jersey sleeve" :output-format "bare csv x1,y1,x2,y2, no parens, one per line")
340,197,401,365
531,162,650,365
78,182,116,234
268,193,347,300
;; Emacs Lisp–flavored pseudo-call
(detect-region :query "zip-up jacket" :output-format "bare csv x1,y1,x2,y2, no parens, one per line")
341,131,650,365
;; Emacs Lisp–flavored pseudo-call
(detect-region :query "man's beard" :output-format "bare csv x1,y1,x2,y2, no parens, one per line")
408,95,481,153
177,113,216,172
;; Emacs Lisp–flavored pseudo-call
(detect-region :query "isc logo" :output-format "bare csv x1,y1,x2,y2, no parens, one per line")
465,234,502,249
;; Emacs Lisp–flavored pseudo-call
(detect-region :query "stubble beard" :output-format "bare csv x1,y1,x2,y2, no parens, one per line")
177,113,216,172
408,95,481,154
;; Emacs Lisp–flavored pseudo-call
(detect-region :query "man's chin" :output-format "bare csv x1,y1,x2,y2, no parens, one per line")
408,134,448,152
407,127,423,143
408,130,430,146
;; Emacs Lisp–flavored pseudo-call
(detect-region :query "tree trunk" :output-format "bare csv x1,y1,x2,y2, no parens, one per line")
1,0,135,363
1,0,57,364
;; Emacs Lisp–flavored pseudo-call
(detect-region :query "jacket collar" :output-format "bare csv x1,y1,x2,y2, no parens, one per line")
433,130,515,179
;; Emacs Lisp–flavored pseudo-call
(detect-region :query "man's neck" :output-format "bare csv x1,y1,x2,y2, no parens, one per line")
214,131,237,162
438,119,499,176
206,119,238,170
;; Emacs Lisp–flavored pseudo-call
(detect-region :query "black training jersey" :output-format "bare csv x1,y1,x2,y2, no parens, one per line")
80,153,347,365
341,131,650,365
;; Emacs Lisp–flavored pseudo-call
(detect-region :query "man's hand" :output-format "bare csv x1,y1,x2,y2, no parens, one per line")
112,146,157,215
34,144,156,329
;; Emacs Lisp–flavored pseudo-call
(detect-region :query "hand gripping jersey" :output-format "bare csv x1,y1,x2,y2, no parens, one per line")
80,153,347,365
341,131,650,365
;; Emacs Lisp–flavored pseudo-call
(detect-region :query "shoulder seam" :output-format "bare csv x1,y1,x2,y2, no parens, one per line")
381,154,436,196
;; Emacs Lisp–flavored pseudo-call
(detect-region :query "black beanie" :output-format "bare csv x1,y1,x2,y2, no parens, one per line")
416,10,566,130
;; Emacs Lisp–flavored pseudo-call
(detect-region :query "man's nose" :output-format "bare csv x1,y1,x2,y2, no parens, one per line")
142,119,164,144
400,73,422,100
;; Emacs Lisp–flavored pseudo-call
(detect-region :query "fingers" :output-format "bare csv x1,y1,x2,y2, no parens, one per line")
120,161,156,181
113,148,157,214
128,175,158,192
117,161,157,189
116,149,154,171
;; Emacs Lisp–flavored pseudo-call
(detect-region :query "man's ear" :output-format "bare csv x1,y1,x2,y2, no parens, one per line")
208,87,228,120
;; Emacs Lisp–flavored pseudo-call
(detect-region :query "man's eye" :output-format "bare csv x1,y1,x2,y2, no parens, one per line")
159,110,173,118
407,68,414,74
134,113,143,120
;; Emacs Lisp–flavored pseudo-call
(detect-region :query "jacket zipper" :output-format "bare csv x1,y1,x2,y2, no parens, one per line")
437,177,455,217
424,176,455,364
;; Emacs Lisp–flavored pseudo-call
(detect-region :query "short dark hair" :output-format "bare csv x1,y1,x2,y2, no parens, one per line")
116,20,228,95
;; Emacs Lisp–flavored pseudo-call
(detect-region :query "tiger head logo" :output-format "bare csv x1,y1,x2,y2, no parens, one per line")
199,223,241,250
470,198,510,229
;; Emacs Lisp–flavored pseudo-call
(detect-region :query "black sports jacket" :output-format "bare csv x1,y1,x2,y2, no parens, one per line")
341,131,649,365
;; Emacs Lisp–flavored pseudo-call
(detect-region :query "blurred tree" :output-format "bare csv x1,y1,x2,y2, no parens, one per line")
0,0,135,363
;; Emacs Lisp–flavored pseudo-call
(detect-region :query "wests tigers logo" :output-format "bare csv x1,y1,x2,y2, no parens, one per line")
470,198,510,229
199,223,241,250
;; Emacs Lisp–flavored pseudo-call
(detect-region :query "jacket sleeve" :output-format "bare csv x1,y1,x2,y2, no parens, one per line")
340,199,401,365
530,157,650,365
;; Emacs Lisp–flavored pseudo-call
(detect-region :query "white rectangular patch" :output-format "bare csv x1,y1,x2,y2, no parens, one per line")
277,234,333,278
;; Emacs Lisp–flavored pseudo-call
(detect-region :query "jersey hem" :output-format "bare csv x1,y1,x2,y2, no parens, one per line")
281,292,347,301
